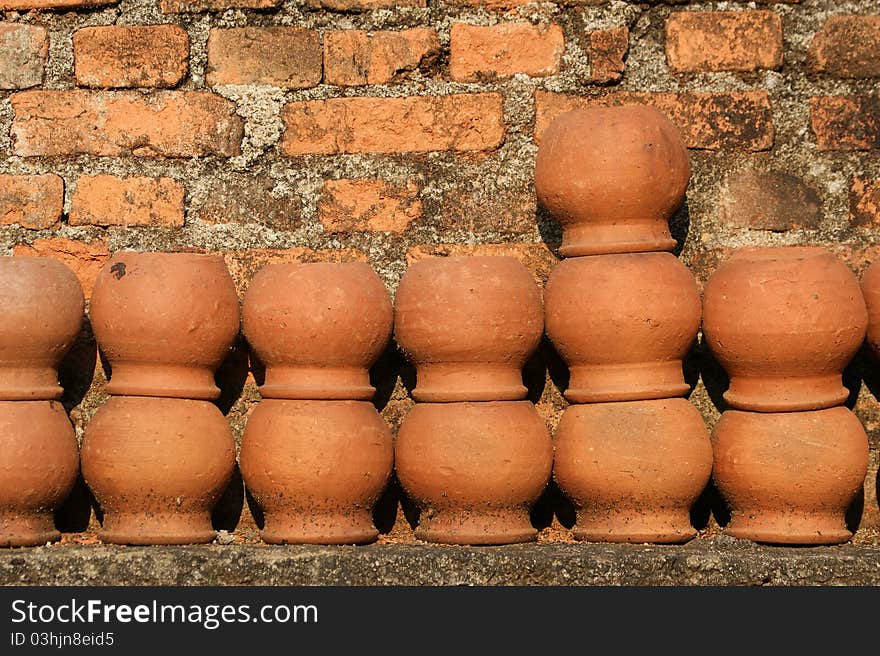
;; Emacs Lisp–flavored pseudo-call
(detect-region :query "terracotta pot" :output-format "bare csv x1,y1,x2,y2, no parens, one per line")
0,401,79,547
534,105,690,257
243,262,392,400
544,252,701,403
861,261,880,361
90,252,240,400
241,400,393,544
81,396,235,545
394,256,543,402
553,398,712,543
712,407,868,545
395,401,552,545
0,257,84,400
703,247,867,412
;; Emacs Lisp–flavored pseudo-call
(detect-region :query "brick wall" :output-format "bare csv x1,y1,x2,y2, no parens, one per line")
1,0,879,542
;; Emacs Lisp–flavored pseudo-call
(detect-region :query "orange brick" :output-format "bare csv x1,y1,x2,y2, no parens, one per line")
207,28,321,88
191,176,300,229
449,22,564,81
223,248,368,296
70,175,184,228
324,29,439,86
851,178,880,228
0,174,63,229
718,169,820,231
11,91,243,158
809,15,880,78
13,238,110,300
280,93,505,155
0,0,114,9
665,11,783,72
535,90,774,151
319,179,421,233
810,96,880,151
160,0,277,11
406,243,559,284
308,0,423,9
74,26,189,89
0,24,47,90
590,26,628,84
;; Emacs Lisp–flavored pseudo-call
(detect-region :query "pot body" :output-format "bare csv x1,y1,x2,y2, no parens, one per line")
395,401,552,544
0,257,84,400
703,247,867,412
394,256,543,402
90,252,240,400
81,396,235,545
243,262,392,400
545,252,701,403
553,398,712,543
241,400,393,544
862,261,880,361
712,407,868,545
0,401,79,546
534,105,689,257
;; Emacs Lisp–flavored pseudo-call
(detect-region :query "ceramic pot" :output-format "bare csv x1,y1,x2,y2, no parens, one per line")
544,252,700,403
534,105,690,257
240,400,393,544
0,257,84,400
394,256,543,402
861,261,880,361
712,407,868,545
395,401,552,544
553,398,712,543
243,262,392,400
90,252,240,400
0,401,79,547
81,396,235,545
703,247,867,412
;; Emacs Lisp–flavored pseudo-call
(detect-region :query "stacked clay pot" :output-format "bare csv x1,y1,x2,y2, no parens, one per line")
536,105,713,543
81,253,239,545
0,257,83,547
394,256,553,545
240,262,394,544
704,247,869,544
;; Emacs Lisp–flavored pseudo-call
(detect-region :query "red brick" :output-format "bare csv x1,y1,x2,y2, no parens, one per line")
74,26,189,89
70,175,184,227
665,11,783,72
0,0,114,9
11,91,243,158
718,169,820,231
810,96,880,151
851,177,880,228
324,29,439,86
319,179,421,233
207,28,321,89
0,174,63,229
191,175,300,229
449,22,564,81
0,24,47,90
160,0,277,12
535,90,774,151
223,248,368,296
590,26,628,84
280,93,505,155
406,243,558,284
13,238,110,300
810,16,880,78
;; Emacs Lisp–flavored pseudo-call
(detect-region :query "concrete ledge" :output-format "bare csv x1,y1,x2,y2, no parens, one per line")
2,539,880,586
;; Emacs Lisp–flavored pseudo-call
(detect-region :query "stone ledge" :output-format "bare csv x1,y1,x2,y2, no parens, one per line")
2,539,879,586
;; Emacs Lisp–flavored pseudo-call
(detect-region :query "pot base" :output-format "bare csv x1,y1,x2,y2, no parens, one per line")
261,510,378,545
0,513,60,547
566,362,690,403
98,512,216,546
724,374,849,412
572,510,696,544
414,509,537,545
724,511,852,546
